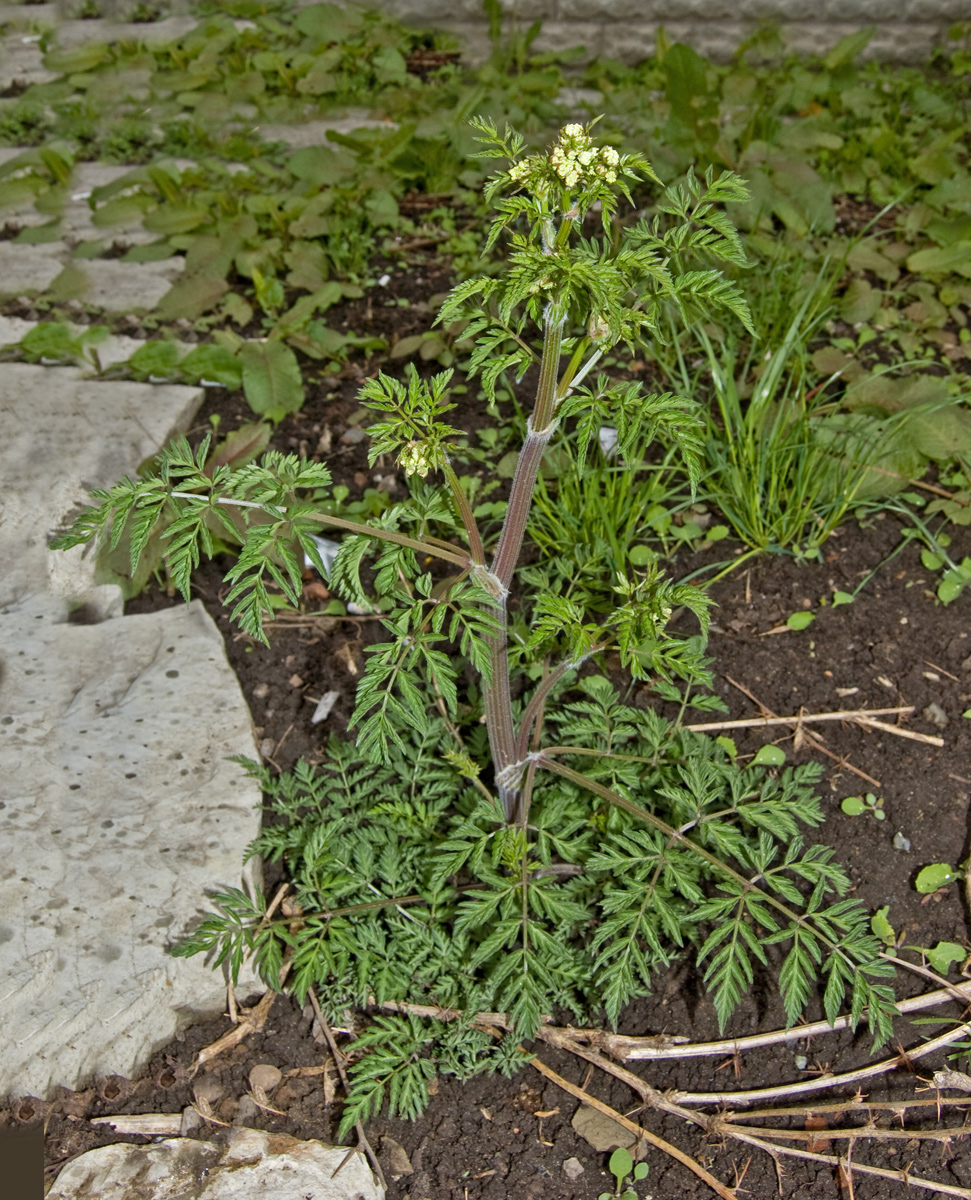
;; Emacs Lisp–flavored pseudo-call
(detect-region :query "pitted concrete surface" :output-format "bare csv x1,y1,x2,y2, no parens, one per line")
0,598,263,1100
0,357,263,1097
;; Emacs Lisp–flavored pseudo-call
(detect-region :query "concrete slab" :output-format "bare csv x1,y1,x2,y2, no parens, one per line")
0,33,58,89
0,242,68,295
0,596,263,1100
54,15,199,48
68,256,185,311
0,362,202,608
48,1128,384,1200
260,113,397,148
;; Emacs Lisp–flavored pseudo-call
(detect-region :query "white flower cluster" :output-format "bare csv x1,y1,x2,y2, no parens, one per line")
506,125,621,192
398,440,432,478
549,124,620,189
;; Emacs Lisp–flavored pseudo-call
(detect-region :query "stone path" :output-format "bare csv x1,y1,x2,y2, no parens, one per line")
0,7,387,1193
0,0,266,1104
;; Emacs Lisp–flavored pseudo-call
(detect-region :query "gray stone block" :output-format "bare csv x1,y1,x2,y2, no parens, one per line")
0,597,262,1100
259,113,398,149
0,363,201,608
532,20,605,60
0,34,58,90
0,244,68,296
69,256,185,312
49,1129,384,1200
54,15,199,48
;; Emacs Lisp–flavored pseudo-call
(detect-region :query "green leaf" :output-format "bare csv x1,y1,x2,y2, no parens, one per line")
126,339,182,380
179,344,243,389
926,941,965,975
870,906,895,946
752,745,785,767
786,611,815,630
142,206,210,235
715,736,737,760
841,797,868,816
823,27,874,69
608,1147,634,1185
921,549,944,570
239,340,305,423
832,591,854,606
155,273,230,321
915,863,959,894
629,544,653,566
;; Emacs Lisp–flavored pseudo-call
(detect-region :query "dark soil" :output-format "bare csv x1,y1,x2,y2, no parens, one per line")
8,261,971,1200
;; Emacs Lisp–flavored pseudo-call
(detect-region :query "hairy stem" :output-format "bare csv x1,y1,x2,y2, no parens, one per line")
485,306,566,820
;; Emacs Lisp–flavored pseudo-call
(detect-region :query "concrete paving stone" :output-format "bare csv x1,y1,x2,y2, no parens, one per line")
0,5,57,27
0,242,69,295
0,314,35,344
53,15,199,48
66,255,185,311
259,113,398,148
0,33,58,89
48,1128,384,1200
0,595,263,1100
0,362,202,608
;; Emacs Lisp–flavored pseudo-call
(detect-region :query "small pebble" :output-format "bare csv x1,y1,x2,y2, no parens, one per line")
562,1157,584,1180
192,1077,225,1105
259,737,275,759
252,683,270,699
794,1055,808,1071
248,1064,282,1093
340,426,366,445
180,1106,203,1136
893,831,912,852
310,691,340,725
923,702,948,729
233,1095,260,1125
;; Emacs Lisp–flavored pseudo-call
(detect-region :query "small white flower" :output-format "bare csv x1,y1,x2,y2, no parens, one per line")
564,123,583,137
398,441,432,478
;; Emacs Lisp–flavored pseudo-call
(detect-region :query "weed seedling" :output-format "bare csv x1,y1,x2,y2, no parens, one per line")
600,1147,650,1200
841,792,886,821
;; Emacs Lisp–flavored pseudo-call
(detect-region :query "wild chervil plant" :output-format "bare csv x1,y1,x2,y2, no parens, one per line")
55,120,896,1132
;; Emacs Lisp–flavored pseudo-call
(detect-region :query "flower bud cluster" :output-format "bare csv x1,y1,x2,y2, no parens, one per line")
550,124,620,189
398,440,432,478
506,124,621,193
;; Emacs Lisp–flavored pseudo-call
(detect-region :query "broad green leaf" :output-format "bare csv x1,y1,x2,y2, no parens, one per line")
926,941,965,975
915,863,959,894
752,745,785,767
608,1147,634,1183
43,43,110,74
832,591,854,606
906,242,971,275
90,195,151,228
391,334,427,358
870,906,895,946
841,797,867,816
629,545,653,566
295,2,363,39
20,322,78,362
126,339,182,380
786,611,814,630
155,273,230,321
823,27,874,69
715,736,737,760
142,206,210,235
179,344,243,389
239,340,305,423
906,407,971,461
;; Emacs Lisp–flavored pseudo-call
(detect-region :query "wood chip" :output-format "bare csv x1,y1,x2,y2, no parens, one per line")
91,1113,182,1135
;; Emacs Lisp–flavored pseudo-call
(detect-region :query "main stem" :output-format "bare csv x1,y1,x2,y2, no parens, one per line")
485,305,565,824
